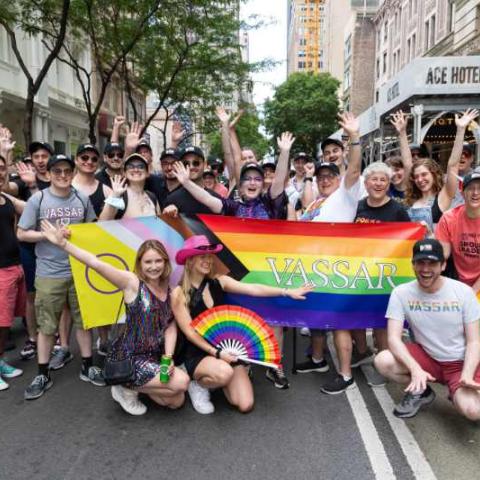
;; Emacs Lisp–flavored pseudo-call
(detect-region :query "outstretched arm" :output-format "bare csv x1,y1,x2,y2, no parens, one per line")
218,275,314,300
271,132,295,199
111,116,125,143
390,110,413,179
215,107,235,184
172,162,223,213
339,113,362,189
439,109,479,211
41,220,138,300
229,113,244,186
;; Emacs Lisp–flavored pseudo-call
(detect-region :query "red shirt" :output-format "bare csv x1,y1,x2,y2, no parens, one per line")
435,205,480,287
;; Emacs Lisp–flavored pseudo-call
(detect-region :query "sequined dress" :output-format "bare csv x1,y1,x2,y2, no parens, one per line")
110,281,173,387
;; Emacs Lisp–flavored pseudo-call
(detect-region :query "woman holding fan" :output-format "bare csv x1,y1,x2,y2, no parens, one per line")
40,220,189,416
171,235,313,415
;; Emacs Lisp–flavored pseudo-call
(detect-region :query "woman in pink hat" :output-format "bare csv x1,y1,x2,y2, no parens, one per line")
171,235,313,415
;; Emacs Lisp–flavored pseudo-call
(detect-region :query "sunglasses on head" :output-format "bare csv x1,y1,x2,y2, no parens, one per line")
107,152,123,159
80,155,98,163
183,160,202,168
196,244,217,251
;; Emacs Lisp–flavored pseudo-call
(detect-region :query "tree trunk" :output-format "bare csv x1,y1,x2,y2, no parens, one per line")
23,86,35,147
88,116,97,144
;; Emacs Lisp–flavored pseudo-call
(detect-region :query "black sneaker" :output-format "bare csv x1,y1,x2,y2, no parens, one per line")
296,357,330,374
393,386,436,418
320,374,356,395
266,367,290,389
351,347,375,368
20,339,37,360
24,374,53,400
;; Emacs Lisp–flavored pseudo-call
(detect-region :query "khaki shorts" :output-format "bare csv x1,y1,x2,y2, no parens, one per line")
34,277,84,335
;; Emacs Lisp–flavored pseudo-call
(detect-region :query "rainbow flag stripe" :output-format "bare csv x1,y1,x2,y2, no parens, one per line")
194,215,425,330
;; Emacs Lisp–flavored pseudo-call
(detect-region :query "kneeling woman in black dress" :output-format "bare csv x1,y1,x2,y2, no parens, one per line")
171,235,312,414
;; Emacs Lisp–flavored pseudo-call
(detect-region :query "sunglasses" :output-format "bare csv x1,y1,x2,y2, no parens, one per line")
107,152,123,159
80,155,98,163
183,160,202,168
125,162,147,171
196,245,217,251
51,167,73,176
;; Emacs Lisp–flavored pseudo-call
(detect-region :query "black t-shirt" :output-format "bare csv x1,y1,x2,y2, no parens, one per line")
145,174,170,209
0,194,20,268
95,168,113,188
355,198,410,223
165,186,221,215
11,175,50,201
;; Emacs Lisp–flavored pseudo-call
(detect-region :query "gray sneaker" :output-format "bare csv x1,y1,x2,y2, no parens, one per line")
393,386,436,418
80,366,106,387
48,347,73,370
351,347,375,368
24,374,53,400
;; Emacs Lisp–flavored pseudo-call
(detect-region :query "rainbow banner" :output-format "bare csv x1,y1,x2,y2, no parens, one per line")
69,215,425,330
185,215,426,330
69,216,185,329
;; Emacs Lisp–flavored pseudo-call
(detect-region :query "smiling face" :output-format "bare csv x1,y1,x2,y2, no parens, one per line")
104,149,124,172
412,165,434,194
137,147,152,165
75,150,99,175
125,160,147,184
463,179,480,211
31,148,50,175
139,248,166,283
365,172,390,202
322,144,344,167
160,156,177,180
191,253,214,276
241,149,257,165
459,150,473,174
203,173,216,190
49,161,74,190
293,157,306,175
413,259,445,292
239,168,264,200
182,153,204,182
316,168,340,197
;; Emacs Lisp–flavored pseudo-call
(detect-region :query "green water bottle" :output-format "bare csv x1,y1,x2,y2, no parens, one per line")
160,355,172,384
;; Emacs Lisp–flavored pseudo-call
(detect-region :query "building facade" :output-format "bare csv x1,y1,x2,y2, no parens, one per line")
287,0,326,75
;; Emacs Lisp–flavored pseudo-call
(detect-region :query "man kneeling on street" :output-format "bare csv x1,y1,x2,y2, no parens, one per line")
374,238,480,421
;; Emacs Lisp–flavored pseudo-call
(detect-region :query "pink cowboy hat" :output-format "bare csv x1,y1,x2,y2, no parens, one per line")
175,235,223,265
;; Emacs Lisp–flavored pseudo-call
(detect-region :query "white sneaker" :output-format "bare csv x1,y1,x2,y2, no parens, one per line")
111,385,147,416
0,376,9,391
188,380,214,414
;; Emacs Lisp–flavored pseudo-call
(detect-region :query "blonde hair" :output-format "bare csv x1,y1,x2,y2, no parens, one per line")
179,255,217,307
134,240,172,285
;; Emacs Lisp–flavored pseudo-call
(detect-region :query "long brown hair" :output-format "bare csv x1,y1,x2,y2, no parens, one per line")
134,240,172,284
180,255,216,307
405,158,444,206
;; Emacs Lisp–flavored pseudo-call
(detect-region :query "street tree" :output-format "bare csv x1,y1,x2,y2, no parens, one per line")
0,0,71,146
264,72,340,155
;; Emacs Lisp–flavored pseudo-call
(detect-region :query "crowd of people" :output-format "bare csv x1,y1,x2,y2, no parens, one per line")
0,106,479,422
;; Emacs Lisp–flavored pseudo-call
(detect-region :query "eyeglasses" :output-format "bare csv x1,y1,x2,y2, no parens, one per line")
183,160,202,168
125,162,147,171
79,155,98,163
51,167,73,176
196,245,218,251
107,152,123,159
243,176,263,183
318,173,336,181
161,160,176,167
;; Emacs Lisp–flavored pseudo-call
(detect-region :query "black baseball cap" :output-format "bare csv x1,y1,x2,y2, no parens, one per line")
262,159,276,171
208,156,223,167
462,143,474,155
29,141,54,156
315,162,340,176
240,162,264,180
124,153,148,168
180,146,205,161
203,169,216,178
412,239,445,263
135,138,152,153
47,154,75,171
160,148,179,161
294,152,311,161
104,142,124,155
321,138,344,152
463,167,480,190
76,143,99,156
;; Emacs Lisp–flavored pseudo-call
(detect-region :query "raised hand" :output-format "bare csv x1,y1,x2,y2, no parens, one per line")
171,121,185,145
229,109,244,129
338,112,360,137
390,110,408,134
304,162,315,178
41,219,67,247
16,161,37,187
455,109,479,130
277,132,296,152
125,121,142,152
113,116,125,129
0,126,15,155
171,161,190,185
110,174,127,198
215,106,230,125
286,282,315,300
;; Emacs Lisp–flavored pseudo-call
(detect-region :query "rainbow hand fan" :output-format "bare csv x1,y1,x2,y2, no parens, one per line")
191,305,281,369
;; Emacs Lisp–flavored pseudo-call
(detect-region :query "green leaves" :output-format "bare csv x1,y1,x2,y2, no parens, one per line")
264,72,340,155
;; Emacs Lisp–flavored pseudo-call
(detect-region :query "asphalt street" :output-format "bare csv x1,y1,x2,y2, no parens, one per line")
1,323,479,480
